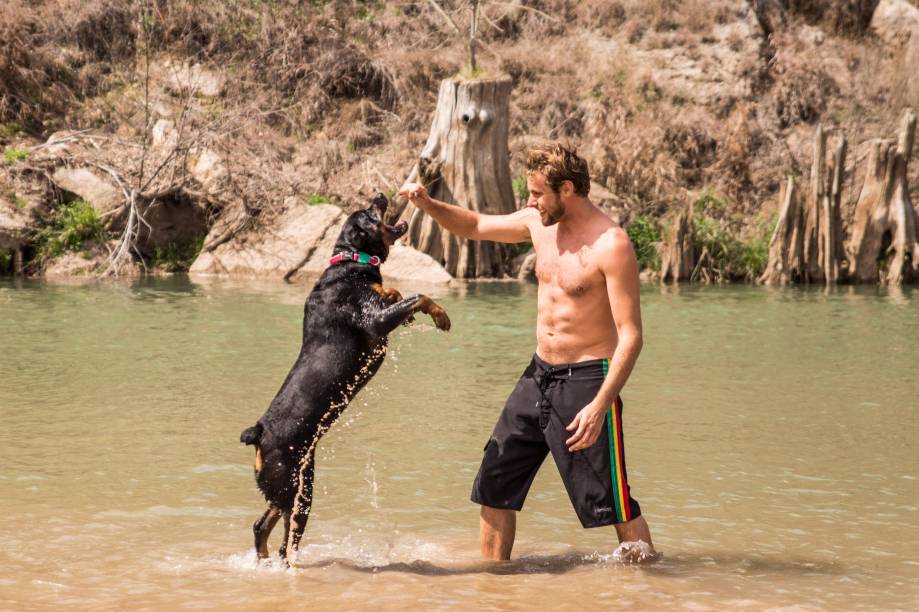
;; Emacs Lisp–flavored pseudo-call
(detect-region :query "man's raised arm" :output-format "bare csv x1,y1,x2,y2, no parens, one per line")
398,183,532,244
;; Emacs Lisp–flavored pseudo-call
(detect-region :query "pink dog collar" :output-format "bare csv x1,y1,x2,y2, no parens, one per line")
328,251,381,267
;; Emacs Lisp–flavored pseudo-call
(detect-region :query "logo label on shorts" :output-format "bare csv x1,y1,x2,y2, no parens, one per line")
595,506,612,513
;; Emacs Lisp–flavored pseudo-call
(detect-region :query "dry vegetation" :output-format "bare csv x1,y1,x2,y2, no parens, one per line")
0,0,916,278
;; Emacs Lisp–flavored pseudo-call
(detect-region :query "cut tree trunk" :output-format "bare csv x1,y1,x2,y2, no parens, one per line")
396,76,516,277
760,176,805,285
764,125,846,285
660,206,694,282
846,109,918,284
819,132,846,284
805,125,846,284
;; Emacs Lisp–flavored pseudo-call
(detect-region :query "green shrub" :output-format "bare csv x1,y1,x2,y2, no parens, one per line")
739,217,776,280
626,215,662,271
306,193,335,206
152,238,204,272
690,189,775,281
0,250,12,274
0,123,22,138
36,199,106,259
512,175,529,202
694,186,726,215
691,209,743,281
3,147,28,163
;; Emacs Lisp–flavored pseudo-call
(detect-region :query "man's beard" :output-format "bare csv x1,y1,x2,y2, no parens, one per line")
540,195,565,226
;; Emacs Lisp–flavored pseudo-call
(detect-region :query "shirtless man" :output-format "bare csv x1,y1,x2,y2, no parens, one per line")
399,142,656,562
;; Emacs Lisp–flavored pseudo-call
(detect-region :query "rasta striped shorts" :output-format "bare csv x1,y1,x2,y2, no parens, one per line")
470,354,642,528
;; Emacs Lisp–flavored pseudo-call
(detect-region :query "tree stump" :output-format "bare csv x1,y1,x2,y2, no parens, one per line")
660,206,694,283
13,248,23,276
397,76,516,278
846,109,918,284
760,176,805,285
762,125,845,285
805,125,846,284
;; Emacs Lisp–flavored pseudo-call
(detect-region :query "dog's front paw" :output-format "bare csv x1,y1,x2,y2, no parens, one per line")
383,288,403,305
429,305,451,331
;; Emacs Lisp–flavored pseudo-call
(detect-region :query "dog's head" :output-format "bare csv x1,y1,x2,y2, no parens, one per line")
333,192,408,263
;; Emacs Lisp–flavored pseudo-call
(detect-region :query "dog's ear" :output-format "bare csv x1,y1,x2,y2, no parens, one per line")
343,221,368,248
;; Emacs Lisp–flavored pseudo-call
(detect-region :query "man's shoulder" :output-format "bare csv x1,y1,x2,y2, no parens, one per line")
594,217,630,251
595,222,636,272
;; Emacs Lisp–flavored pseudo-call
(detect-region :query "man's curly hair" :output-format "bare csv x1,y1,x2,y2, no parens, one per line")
525,142,591,197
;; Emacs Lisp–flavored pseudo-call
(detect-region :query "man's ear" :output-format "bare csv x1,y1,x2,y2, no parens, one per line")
559,180,574,198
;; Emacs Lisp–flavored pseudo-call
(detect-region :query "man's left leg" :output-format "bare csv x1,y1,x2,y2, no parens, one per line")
615,514,654,547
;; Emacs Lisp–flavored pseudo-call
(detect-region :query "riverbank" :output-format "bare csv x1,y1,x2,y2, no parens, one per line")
1,0,917,282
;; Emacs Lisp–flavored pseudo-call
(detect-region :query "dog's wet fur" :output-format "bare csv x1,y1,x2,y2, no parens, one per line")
239,193,450,562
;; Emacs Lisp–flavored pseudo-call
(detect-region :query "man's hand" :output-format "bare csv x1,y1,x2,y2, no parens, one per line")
565,398,608,452
398,182,433,210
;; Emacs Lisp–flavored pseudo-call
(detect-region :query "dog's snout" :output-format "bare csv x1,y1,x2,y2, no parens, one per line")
372,192,389,214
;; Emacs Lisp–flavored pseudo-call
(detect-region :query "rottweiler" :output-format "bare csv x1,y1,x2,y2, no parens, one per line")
239,192,450,563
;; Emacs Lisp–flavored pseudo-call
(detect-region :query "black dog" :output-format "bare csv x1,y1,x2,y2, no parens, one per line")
239,193,451,562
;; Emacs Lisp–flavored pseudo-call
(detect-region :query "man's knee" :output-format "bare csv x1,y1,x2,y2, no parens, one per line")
480,505,514,522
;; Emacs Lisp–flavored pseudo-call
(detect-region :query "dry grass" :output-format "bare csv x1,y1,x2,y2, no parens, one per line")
1,0,916,274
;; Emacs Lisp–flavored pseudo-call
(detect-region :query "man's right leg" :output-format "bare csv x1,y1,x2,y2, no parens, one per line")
479,505,516,560
471,357,547,561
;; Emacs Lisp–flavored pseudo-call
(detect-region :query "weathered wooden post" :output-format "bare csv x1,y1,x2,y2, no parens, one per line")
397,76,516,277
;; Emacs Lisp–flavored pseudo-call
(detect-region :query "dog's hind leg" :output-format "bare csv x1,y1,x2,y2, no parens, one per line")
278,513,291,561
253,502,282,560
285,448,316,560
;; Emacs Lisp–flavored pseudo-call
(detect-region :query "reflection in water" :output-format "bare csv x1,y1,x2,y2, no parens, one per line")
1,277,917,609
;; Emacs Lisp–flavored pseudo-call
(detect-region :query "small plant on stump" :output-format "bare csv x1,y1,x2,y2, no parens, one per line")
395,0,516,277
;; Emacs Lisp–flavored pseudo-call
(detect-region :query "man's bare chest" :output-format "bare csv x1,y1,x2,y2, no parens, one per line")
534,246,603,297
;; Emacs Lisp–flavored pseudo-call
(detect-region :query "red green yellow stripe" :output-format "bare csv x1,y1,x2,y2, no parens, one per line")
602,359,632,523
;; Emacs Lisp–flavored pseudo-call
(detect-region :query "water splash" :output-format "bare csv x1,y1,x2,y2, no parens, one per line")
364,455,380,510
611,540,659,564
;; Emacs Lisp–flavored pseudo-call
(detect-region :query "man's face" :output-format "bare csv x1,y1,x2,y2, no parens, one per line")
526,172,565,226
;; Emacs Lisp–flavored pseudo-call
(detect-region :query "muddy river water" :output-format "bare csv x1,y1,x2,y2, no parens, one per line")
1,277,918,610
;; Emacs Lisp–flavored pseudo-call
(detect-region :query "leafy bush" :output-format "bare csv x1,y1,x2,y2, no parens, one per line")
36,199,106,259
626,215,662,271
305,193,336,206
739,217,776,280
512,175,529,203
0,123,22,137
690,189,776,281
152,238,204,272
3,147,28,163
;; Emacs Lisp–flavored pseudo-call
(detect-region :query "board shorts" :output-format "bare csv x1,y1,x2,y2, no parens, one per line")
470,354,642,528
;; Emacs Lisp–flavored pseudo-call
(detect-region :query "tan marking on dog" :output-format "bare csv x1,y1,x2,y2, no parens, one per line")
371,283,403,305
255,447,263,472
415,296,451,331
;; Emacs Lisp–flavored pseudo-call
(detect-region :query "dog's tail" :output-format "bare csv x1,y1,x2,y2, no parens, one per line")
240,422,263,445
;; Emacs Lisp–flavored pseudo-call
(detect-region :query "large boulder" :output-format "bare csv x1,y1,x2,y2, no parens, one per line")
165,62,226,98
50,166,123,217
871,0,919,46
190,201,344,278
380,243,453,285
284,216,453,285
0,200,31,250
